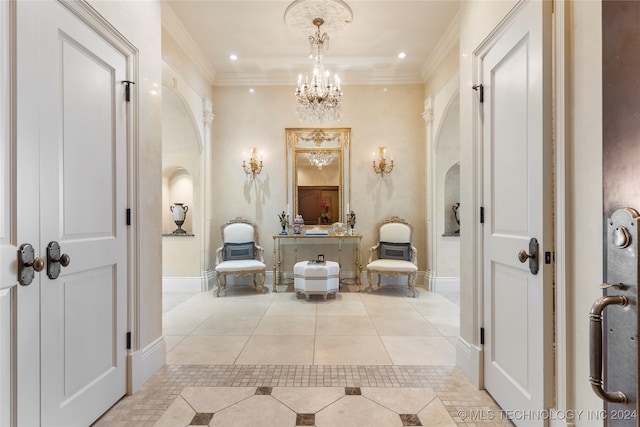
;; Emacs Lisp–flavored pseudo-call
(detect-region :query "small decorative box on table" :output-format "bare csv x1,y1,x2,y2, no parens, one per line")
294,260,340,301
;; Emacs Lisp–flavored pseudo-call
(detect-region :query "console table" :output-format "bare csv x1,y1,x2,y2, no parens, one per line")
272,234,362,292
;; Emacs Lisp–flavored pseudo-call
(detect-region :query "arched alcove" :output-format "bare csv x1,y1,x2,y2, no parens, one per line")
163,167,194,234
443,163,460,236
433,93,460,283
162,86,203,285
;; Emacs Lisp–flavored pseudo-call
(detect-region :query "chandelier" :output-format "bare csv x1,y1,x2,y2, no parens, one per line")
308,151,337,169
285,0,353,123
295,18,341,122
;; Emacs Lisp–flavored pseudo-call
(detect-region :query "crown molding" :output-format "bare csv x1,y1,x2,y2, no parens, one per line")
420,10,460,83
213,69,424,87
161,1,216,86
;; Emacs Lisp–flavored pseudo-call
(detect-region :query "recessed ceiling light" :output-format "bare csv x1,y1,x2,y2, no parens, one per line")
398,52,406,59
229,54,238,61
249,88,255,94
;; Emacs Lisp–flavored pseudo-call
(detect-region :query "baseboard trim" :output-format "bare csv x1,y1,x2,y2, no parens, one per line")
203,270,215,291
433,276,460,293
162,276,206,292
456,336,483,389
127,336,166,394
424,272,460,293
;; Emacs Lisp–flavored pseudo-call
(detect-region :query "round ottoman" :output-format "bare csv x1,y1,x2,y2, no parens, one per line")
294,261,340,301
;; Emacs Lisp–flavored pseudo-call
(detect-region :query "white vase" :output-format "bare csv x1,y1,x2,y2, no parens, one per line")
170,203,188,234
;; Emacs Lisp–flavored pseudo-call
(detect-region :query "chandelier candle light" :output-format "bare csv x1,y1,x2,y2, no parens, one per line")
285,0,353,123
295,17,342,122
308,151,337,169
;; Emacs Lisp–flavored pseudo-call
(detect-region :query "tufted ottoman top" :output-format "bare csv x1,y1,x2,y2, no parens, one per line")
294,261,340,278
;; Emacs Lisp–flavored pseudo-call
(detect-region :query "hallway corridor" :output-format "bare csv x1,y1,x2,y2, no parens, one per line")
94,286,512,426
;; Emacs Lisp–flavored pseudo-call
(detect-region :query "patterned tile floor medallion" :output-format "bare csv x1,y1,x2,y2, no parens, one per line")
93,284,513,426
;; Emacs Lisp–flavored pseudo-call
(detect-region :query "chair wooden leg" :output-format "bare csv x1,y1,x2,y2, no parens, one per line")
366,270,374,293
216,273,225,297
408,272,416,298
259,269,267,293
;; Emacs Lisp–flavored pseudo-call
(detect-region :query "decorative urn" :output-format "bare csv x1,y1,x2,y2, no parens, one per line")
170,203,189,234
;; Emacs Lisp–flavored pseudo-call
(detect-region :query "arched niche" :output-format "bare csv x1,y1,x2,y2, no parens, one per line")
163,167,194,234
434,93,460,280
162,85,202,281
443,163,460,236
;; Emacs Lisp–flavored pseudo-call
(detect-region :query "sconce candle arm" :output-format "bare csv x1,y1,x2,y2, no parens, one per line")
242,147,264,178
372,146,394,177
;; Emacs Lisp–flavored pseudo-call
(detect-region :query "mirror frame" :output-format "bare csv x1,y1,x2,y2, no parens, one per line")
286,128,351,226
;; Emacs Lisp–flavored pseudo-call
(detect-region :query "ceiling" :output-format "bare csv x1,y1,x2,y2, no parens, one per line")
163,0,461,86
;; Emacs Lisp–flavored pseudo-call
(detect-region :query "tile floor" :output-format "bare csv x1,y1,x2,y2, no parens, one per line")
94,284,513,426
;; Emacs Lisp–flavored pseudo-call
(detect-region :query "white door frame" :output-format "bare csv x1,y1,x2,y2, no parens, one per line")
4,1,141,422
468,0,571,420
59,0,142,395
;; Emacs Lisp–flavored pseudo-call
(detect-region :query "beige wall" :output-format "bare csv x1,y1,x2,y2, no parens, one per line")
88,0,163,352
211,84,426,276
162,28,214,101
458,0,518,358
424,43,460,98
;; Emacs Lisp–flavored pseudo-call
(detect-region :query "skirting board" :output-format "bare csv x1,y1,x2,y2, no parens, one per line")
425,272,460,293
127,336,166,394
163,276,209,292
456,336,483,389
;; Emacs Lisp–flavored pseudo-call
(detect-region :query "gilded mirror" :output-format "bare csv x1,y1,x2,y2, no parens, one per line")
286,128,350,226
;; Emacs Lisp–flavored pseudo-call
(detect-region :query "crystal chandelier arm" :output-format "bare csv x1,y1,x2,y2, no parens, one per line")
293,16,343,122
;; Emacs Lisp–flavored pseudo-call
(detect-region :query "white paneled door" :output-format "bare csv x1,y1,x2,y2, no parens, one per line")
1,1,130,425
479,1,553,426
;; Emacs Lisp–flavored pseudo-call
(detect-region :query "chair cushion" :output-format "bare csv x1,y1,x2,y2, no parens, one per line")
379,223,411,242
366,259,417,273
223,241,255,261
215,259,265,272
223,223,255,243
378,241,411,261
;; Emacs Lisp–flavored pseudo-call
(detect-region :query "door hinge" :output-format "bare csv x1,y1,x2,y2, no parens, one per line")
480,206,485,224
126,332,132,350
122,80,135,102
126,208,131,226
480,327,485,345
472,84,484,103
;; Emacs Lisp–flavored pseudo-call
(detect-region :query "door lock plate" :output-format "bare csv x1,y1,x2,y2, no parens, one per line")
18,243,44,286
517,238,539,275
47,241,70,280
601,207,640,421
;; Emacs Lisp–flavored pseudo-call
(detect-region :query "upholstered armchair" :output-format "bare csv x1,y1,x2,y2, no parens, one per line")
365,216,418,297
214,217,267,297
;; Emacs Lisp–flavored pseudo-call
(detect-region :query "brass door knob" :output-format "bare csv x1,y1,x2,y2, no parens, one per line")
33,257,45,272
518,250,533,263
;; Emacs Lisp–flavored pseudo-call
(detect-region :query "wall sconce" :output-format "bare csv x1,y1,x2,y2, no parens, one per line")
242,147,263,178
372,146,394,177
